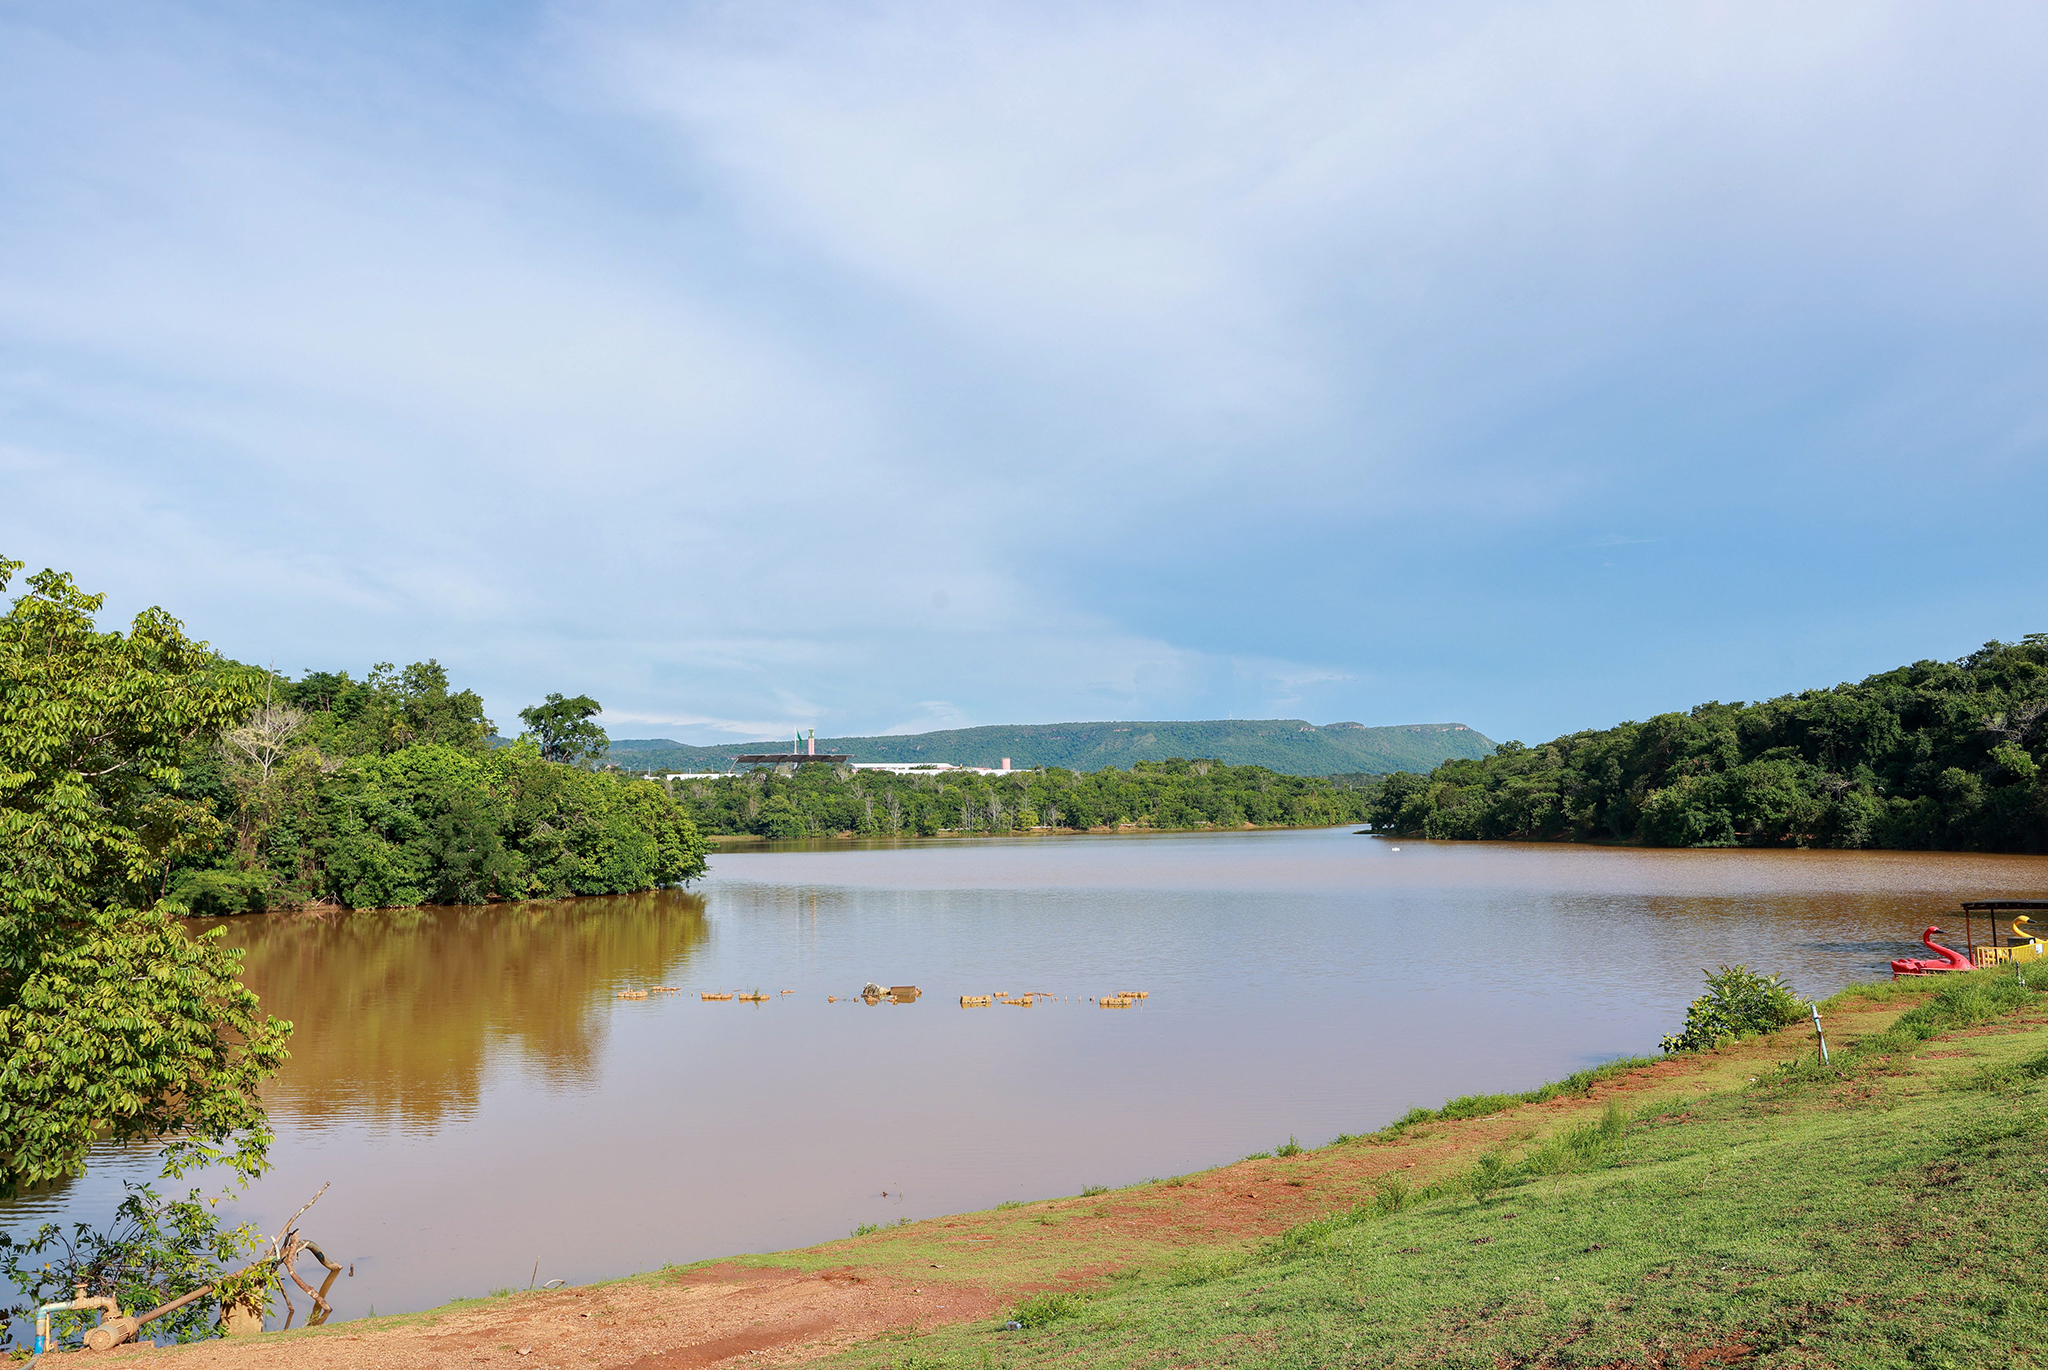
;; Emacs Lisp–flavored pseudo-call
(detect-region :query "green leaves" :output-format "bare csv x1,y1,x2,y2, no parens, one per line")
1367,635,2048,851
0,1180,265,1343
1661,965,1806,1054
0,556,288,1198
311,742,706,907
517,692,608,767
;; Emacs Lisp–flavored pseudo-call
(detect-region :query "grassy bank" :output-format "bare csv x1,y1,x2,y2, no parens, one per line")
802,969,2048,1369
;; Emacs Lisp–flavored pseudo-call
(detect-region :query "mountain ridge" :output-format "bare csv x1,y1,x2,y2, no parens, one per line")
602,718,1494,777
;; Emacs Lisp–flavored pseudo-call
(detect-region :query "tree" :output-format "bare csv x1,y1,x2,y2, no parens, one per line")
0,557,291,1198
518,693,608,766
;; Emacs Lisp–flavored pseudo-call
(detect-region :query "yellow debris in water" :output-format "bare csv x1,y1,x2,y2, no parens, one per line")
960,994,993,1007
701,992,734,1001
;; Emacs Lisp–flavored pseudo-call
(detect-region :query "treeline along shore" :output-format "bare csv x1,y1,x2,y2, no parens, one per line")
669,758,1376,839
150,661,707,915
1369,635,2048,851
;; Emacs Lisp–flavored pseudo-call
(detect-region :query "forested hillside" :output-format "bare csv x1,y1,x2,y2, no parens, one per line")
607,718,1493,777
1368,637,2048,851
671,758,1374,837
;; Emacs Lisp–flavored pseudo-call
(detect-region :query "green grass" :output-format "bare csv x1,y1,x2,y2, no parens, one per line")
822,967,2048,1369
1370,1054,1662,1139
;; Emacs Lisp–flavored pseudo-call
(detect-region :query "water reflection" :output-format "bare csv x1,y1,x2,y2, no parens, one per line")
201,890,709,1124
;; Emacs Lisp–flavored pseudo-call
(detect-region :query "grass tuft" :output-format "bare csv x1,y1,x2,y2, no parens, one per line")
1007,1292,1084,1327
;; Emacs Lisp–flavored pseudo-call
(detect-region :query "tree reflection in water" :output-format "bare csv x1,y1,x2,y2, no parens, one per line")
194,890,710,1125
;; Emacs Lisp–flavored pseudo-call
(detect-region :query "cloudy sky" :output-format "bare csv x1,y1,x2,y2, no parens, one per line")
4,1,2045,745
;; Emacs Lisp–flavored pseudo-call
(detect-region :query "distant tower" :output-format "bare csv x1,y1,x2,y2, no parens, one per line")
808,728,816,756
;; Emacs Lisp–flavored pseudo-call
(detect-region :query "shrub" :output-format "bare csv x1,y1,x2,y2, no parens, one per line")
1466,1150,1509,1200
1009,1291,1083,1327
0,1184,267,1343
1662,965,1806,1053
1274,1136,1304,1157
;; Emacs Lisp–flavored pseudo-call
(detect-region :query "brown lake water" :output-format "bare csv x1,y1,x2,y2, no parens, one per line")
11,828,2048,1325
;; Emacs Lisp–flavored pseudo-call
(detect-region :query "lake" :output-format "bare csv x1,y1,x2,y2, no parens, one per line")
10,828,2046,1326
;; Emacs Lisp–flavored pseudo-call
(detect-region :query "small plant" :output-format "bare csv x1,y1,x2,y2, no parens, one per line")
1080,1184,1109,1197
1241,1151,1272,1161
1275,1136,1305,1157
1162,1175,1193,1188
1373,1175,1411,1215
850,1222,881,1237
1467,1150,1510,1201
996,1200,1024,1210
1662,965,1806,1053
1008,1291,1084,1327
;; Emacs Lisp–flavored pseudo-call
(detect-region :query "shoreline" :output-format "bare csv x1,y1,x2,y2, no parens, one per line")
120,967,2048,1368
702,819,1365,844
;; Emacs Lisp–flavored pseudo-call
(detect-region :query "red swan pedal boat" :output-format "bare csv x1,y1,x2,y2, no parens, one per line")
1890,926,1972,978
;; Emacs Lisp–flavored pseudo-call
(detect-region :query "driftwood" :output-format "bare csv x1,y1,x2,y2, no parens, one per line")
82,1183,335,1351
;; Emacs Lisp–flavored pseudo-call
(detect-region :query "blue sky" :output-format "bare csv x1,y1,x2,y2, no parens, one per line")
4,1,2046,746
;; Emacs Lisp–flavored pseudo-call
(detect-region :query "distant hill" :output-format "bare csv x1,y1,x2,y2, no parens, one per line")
602,719,1494,778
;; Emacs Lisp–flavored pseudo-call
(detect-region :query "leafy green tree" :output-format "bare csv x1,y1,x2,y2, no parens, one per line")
285,660,491,759
0,557,291,1197
518,693,607,766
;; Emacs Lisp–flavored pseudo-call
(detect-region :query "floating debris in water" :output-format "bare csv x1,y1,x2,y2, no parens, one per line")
960,994,993,1007
701,992,734,1001
616,989,649,1000
1117,990,1149,999
736,992,770,1003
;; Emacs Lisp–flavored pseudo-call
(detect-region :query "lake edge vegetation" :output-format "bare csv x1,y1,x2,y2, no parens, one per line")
0,556,706,1343
664,758,1376,839
1368,634,2048,851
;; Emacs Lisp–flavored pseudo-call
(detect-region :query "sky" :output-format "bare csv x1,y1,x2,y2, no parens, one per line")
4,1,2047,747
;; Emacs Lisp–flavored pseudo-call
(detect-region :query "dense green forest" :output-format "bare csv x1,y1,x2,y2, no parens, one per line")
1366,637,2048,851
668,757,1375,838
605,718,1494,777
166,662,706,914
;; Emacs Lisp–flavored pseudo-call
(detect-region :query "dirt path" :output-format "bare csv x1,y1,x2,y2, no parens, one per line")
104,991,1927,1370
